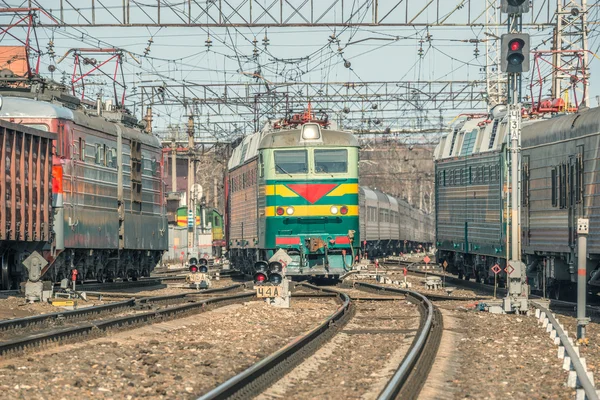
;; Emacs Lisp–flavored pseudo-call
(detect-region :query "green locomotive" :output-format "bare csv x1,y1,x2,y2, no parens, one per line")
226,112,359,280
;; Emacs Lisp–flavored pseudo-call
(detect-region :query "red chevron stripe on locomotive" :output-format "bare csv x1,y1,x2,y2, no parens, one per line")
285,183,338,204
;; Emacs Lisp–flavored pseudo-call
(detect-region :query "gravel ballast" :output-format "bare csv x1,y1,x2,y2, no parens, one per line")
258,299,420,400
441,302,576,399
0,298,338,399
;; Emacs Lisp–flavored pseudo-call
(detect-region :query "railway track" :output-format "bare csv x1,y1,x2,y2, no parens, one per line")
0,284,250,357
0,269,245,298
199,282,442,400
0,279,166,297
395,261,600,317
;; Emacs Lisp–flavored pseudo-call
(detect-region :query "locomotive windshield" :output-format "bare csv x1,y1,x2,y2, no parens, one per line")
274,150,308,174
314,149,348,173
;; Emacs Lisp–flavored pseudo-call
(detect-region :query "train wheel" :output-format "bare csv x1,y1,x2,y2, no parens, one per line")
1,254,9,290
96,270,107,283
0,254,10,290
551,285,561,300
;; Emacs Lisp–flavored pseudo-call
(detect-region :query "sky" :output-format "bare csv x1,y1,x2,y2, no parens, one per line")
0,0,598,143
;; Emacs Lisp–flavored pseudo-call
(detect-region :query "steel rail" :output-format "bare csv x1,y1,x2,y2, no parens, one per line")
406,267,600,316
73,278,165,292
0,284,246,333
531,301,599,400
0,291,255,357
0,299,135,332
352,280,486,302
198,284,353,400
350,282,442,400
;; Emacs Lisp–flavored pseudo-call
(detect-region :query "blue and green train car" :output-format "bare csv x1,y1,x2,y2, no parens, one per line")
434,111,508,283
225,121,360,279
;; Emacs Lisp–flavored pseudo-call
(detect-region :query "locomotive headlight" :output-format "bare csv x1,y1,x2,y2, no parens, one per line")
286,206,295,215
301,123,321,140
330,206,339,214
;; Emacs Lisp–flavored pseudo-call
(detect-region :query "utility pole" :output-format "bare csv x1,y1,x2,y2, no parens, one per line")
577,218,590,340
552,0,589,107
187,113,196,261
485,0,506,108
500,0,530,313
171,138,177,193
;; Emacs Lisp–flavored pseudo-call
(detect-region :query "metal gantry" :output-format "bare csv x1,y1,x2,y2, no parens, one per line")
140,79,486,141
25,0,563,27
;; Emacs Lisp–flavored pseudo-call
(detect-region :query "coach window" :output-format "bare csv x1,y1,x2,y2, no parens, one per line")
109,148,117,168
259,153,264,178
86,143,95,163
551,167,558,207
95,144,104,165
79,138,85,161
274,150,308,174
314,149,348,173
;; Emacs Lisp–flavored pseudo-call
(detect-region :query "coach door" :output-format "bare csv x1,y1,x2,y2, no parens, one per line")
568,147,584,247
116,126,124,249
522,156,530,247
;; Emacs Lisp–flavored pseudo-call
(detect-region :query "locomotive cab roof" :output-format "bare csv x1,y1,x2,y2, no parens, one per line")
258,125,359,150
0,93,160,148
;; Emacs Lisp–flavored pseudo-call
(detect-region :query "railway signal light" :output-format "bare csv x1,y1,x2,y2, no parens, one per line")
501,33,530,73
189,257,198,273
253,261,269,284
501,0,529,14
268,261,284,285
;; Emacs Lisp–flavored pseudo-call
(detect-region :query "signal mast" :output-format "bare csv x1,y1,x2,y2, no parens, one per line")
500,0,530,313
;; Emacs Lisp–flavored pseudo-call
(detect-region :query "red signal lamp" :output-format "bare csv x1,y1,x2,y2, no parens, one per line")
189,265,198,273
276,207,284,216
254,272,267,283
509,39,523,51
253,261,269,284
340,206,348,215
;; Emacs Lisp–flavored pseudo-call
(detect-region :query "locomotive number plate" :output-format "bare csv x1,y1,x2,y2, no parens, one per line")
255,286,283,298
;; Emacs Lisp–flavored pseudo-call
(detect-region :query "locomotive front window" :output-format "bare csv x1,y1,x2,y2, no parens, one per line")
274,150,308,174
314,149,347,173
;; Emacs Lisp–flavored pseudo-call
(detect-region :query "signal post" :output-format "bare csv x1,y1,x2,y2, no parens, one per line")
501,0,530,313
187,113,196,260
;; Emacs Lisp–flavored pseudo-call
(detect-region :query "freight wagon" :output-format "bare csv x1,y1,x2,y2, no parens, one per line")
0,120,56,289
